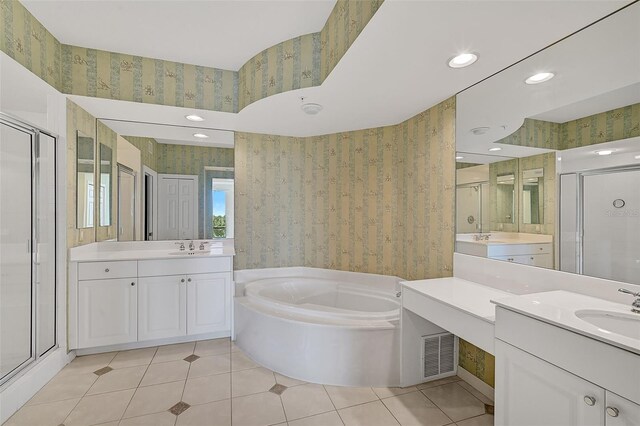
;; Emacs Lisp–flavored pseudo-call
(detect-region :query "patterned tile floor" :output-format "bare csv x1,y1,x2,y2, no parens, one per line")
4,338,494,426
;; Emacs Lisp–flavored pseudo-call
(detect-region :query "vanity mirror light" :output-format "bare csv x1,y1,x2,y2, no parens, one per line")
455,1,640,283
98,144,112,227
76,130,95,229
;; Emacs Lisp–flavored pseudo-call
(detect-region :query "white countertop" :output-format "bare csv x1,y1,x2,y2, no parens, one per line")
69,240,235,262
456,232,553,246
401,277,514,323
492,290,640,355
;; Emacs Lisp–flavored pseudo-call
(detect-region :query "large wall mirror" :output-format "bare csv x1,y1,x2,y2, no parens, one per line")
95,119,234,242
99,143,112,227
455,2,640,285
76,130,95,229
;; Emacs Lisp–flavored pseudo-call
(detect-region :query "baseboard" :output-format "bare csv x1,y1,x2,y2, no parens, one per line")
75,331,230,356
457,365,495,402
0,348,74,424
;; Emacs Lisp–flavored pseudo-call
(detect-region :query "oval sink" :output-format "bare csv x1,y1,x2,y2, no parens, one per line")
575,309,640,340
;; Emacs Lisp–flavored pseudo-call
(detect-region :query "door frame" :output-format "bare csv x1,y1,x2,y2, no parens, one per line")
142,166,158,241
117,164,137,241
158,174,198,240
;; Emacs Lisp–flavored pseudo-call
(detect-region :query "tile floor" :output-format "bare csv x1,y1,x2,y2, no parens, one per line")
4,338,494,426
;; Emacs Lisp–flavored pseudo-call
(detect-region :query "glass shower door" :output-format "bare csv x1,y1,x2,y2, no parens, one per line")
0,122,34,380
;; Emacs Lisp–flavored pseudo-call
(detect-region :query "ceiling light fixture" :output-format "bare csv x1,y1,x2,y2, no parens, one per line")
185,114,204,122
525,72,555,85
595,149,613,156
488,147,502,152
448,53,478,69
193,133,209,139
301,103,323,115
635,155,640,160
470,127,490,135
455,156,464,160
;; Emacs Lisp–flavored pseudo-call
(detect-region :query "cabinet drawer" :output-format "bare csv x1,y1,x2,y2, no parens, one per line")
78,261,137,280
487,243,551,257
138,257,232,277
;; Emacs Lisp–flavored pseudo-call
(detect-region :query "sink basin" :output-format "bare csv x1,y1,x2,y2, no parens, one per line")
575,309,640,340
168,251,211,256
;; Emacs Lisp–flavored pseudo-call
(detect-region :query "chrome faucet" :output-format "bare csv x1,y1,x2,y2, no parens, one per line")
175,241,185,251
618,288,640,314
188,240,195,251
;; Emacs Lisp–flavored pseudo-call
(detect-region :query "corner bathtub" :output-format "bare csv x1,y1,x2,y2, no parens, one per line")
234,267,401,387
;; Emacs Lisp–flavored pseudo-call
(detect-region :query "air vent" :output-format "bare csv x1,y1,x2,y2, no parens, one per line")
421,333,458,380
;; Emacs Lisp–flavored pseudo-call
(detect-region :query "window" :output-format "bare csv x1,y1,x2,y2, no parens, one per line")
205,170,234,239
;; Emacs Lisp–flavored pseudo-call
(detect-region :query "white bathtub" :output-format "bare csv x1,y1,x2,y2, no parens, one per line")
234,267,402,387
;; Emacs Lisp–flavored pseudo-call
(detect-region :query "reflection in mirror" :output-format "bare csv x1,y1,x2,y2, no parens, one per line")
522,168,543,225
99,144,112,226
455,2,640,281
76,131,95,229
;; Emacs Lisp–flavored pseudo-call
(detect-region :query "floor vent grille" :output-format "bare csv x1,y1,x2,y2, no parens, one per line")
421,333,458,380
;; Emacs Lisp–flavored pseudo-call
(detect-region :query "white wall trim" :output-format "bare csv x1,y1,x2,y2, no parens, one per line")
457,365,495,403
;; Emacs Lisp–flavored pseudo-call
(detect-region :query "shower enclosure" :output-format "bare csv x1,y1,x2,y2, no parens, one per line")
560,167,640,284
456,182,489,233
0,115,57,385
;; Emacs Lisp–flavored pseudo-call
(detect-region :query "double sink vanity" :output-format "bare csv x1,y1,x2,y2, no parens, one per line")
68,240,235,351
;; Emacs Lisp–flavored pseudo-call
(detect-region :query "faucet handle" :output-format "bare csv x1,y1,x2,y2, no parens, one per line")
618,288,640,297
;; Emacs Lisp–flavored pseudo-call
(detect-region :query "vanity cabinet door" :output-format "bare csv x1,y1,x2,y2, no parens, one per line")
187,272,231,335
78,279,137,348
496,340,605,426
138,275,187,341
605,391,640,426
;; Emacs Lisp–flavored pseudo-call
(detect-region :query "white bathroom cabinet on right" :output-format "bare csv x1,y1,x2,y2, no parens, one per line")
494,307,640,426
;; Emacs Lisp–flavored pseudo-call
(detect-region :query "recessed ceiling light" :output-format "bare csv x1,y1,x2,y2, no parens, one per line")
193,133,209,139
456,156,464,160
595,149,613,156
185,114,204,122
470,127,490,135
635,155,640,159
448,53,478,69
525,72,555,85
488,147,502,152
301,103,323,115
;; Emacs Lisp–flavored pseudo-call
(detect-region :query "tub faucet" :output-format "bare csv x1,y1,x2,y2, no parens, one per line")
618,288,640,314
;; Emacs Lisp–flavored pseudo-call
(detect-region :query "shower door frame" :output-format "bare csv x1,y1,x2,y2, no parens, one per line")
571,165,640,277
0,113,57,387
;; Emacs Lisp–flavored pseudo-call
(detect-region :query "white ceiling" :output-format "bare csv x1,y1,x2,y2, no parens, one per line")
22,0,335,71
61,0,632,143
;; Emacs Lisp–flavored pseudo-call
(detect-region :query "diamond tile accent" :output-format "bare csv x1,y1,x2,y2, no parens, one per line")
269,383,287,395
169,401,191,415
183,354,200,363
93,366,113,376
485,404,495,415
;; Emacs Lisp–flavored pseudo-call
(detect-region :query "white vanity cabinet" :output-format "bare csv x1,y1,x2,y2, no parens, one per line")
495,306,640,426
71,255,233,350
77,261,139,348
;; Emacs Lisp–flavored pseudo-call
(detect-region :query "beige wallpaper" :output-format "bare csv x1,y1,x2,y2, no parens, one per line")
122,136,159,171
488,159,519,233
235,97,455,280
459,339,495,387
561,102,640,149
66,99,97,248
0,0,61,90
518,152,556,235
95,121,117,241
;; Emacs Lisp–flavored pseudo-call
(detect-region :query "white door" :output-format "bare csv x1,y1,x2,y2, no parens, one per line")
118,166,136,241
78,279,137,348
187,273,231,335
158,176,197,240
583,170,640,285
179,179,196,239
605,391,640,426
495,340,605,426
138,275,186,341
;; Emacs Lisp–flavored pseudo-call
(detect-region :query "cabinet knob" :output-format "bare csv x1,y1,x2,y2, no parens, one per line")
131,282,135,286
606,407,619,417
187,278,192,282
181,279,185,283
105,268,110,273
583,396,596,406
